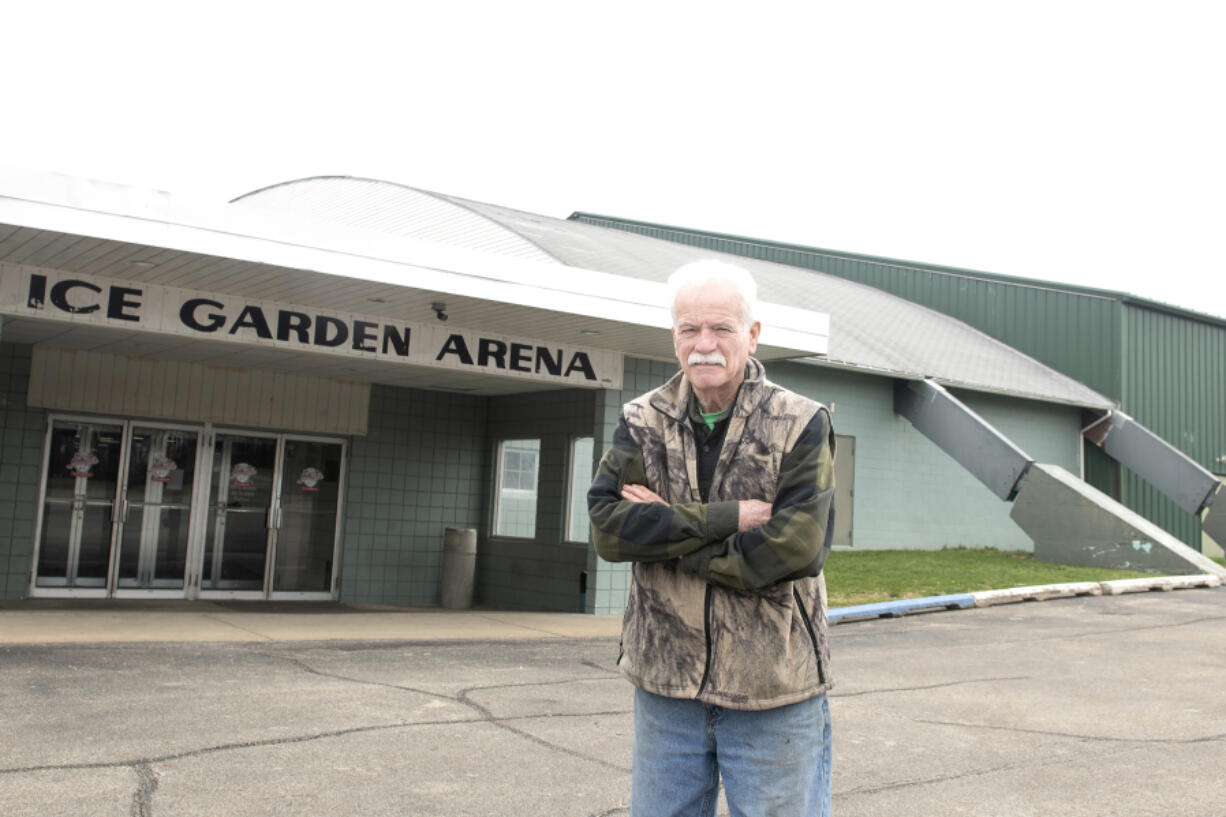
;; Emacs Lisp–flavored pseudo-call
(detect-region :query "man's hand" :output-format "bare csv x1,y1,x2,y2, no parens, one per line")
621,484,669,505
737,499,772,532
623,485,771,532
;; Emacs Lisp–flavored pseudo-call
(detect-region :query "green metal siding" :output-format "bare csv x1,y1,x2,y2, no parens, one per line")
574,214,1226,550
1121,304,1226,546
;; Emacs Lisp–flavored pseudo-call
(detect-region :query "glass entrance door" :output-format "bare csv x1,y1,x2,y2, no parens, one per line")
201,434,278,593
274,439,343,594
199,432,344,599
35,420,125,590
116,426,199,591
33,418,344,600
34,419,199,595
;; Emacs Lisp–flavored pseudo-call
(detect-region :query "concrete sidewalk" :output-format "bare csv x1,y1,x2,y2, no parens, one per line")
0,573,1218,646
0,599,625,644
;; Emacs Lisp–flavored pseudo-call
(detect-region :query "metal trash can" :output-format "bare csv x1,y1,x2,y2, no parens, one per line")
441,527,477,609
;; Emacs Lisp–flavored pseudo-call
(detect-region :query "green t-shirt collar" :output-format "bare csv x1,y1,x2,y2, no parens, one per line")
689,394,732,431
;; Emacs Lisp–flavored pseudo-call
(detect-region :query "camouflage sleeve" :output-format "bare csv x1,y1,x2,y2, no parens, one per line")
678,408,836,590
587,415,741,563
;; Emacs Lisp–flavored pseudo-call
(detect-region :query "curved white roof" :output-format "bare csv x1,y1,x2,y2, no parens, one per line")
235,177,1112,409
233,177,558,263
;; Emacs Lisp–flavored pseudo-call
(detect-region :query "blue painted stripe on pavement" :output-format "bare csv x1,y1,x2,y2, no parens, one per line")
829,593,976,624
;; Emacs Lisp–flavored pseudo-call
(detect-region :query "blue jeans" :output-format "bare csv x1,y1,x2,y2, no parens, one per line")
631,688,832,817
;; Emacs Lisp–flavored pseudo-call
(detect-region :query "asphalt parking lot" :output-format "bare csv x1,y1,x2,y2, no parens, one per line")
1,588,1224,816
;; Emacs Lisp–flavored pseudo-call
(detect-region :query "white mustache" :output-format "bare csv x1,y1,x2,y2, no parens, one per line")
688,352,727,366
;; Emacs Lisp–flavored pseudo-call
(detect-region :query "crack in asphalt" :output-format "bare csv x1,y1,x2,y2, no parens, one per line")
581,658,618,674
0,717,484,776
835,722,1226,799
197,614,275,641
268,653,458,702
272,650,632,772
131,763,157,817
836,753,1064,797
0,650,633,790
913,718,1226,745
832,675,1030,698
453,676,630,773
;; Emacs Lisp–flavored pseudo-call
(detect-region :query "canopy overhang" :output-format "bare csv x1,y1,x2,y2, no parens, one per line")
0,171,829,396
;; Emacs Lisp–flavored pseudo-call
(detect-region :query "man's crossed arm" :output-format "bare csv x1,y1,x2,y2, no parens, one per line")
588,409,835,591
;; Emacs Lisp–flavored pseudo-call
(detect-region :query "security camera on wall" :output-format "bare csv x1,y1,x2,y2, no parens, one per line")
432,301,448,322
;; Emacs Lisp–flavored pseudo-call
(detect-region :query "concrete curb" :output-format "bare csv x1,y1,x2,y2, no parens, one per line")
829,574,1223,624
829,593,975,624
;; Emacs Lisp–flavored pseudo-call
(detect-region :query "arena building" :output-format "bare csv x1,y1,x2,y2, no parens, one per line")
4,171,1205,613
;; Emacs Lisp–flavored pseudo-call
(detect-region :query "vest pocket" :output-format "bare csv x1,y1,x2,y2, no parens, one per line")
793,586,826,686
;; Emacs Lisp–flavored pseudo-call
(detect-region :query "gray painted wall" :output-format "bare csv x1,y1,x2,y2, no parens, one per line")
770,361,1080,551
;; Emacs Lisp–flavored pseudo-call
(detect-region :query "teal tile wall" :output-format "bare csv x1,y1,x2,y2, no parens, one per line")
0,343,42,600
482,388,598,611
588,357,679,615
339,384,489,605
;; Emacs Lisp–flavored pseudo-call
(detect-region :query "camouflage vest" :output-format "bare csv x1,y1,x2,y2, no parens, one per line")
617,358,832,710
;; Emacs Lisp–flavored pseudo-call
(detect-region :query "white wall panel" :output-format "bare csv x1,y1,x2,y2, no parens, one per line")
28,347,369,435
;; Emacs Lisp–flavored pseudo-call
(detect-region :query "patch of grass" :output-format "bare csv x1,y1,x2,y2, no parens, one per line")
824,547,1156,608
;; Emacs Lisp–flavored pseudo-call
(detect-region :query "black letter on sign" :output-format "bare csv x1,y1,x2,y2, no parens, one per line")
510,343,532,372
352,320,378,352
478,339,507,369
50,280,102,314
535,347,562,376
107,287,143,322
277,311,311,343
564,352,597,381
229,305,273,339
27,274,46,309
180,299,226,332
314,316,348,347
382,325,411,357
436,334,473,364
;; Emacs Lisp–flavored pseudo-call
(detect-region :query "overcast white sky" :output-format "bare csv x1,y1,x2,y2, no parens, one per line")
5,1,1223,318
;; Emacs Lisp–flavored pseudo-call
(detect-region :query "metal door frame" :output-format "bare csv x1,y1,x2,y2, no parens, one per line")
192,427,281,601
30,417,346,602
110,420,208,599
268,432,347,602
194,427,346,602
29,415,205,599
28,415,121,598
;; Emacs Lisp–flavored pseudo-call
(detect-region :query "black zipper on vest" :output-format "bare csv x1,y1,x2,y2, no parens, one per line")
696,584,714,695
794,587,826,686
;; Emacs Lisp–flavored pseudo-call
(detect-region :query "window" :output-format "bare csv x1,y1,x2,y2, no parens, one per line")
494,439,540,537
566,437,595,542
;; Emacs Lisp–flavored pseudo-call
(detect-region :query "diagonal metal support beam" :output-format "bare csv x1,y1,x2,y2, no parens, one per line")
1083,410,1220,515
893,379,1034,502
1203,488,1226,551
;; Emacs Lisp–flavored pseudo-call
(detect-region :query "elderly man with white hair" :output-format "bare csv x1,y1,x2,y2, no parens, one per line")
589,259,838,817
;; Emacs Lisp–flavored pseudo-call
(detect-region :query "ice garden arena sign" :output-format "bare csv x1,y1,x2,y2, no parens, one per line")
0,264,622,389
